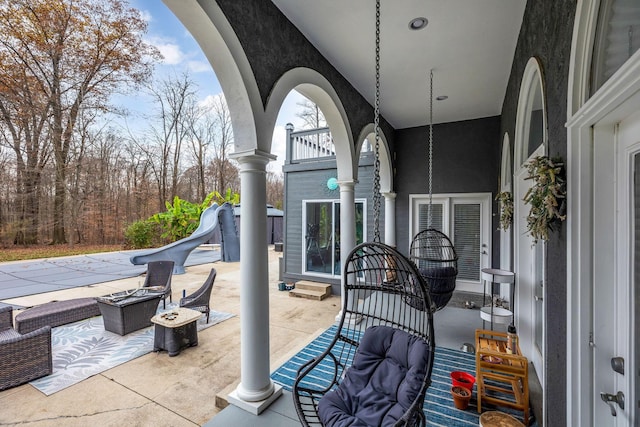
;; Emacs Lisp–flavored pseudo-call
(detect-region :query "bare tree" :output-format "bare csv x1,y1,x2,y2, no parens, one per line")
145,72,198,209
266,171,284,210
0,62,52,244
296,98,326,129
208,94,234,194
186,100,212,201
0,0,160,244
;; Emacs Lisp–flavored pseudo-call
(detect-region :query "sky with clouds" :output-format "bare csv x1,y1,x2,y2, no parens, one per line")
119,0,308,174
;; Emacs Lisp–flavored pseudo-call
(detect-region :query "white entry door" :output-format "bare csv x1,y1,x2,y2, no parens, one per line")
514,145,545,389
592,110,640,425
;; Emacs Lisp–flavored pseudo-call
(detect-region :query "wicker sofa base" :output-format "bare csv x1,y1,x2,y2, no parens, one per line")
15,297,100,334
0,306,52,391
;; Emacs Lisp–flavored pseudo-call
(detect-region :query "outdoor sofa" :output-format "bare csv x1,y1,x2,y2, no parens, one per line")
0,305,52,391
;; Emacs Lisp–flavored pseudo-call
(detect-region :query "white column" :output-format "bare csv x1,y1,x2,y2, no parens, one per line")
228,150,282,414
337,180,356,319
382,192,396,247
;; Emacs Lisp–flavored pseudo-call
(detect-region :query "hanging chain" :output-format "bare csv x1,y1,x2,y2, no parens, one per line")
428,69,434,228
372,0,382,243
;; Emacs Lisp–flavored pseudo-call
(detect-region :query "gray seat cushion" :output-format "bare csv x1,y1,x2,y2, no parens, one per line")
318,325,430,427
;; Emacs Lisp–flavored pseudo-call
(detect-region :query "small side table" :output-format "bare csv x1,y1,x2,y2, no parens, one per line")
151,307,201,356
480,268,515,329
475,329,529,425
479,411,525,427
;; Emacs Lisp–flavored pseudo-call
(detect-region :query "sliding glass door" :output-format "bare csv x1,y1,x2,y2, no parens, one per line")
304,200,365,277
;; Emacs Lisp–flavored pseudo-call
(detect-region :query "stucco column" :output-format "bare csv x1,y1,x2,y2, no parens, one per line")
228,150,281,414
337,180,356,319
382,192,396,247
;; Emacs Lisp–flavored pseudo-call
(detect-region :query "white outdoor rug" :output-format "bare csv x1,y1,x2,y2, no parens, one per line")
30,305,235,395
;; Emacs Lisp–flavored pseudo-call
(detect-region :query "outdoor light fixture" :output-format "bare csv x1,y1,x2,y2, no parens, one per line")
409,17,428,31
327,177,338,191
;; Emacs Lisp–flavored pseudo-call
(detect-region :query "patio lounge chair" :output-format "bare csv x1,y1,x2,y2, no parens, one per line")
293,242,435,426
142,260,174,309
180,268,216,322
0,306,52,391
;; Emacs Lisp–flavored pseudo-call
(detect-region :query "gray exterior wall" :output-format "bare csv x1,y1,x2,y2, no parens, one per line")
394,116,502,261
499,1,576,425
282,154,379,290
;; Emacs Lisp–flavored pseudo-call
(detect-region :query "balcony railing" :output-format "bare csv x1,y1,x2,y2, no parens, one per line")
286,125,373,163
288,127,334,162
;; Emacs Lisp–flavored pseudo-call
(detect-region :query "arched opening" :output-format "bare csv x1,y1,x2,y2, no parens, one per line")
513,57,547,395
499,133,513,271
269,70,357,283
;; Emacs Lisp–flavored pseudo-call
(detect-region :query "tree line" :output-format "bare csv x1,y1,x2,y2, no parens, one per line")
0,0,283,247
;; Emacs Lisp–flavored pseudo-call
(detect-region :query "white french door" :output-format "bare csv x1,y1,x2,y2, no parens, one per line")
591,110,640,426
514,143,545,389
410,193,492,293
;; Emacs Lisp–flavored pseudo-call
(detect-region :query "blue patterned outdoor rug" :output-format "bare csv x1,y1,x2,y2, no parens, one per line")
271,324,535,426
30,305,234,395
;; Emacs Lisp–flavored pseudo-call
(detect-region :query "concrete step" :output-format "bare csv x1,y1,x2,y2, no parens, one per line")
288,281,332,301
294,280,331,293
288,288,328,301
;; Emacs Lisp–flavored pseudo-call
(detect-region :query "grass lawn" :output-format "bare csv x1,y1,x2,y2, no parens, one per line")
0,244,124,262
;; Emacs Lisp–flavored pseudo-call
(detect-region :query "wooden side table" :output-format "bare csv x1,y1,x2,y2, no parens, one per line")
151,307,201,356
475,329,529,425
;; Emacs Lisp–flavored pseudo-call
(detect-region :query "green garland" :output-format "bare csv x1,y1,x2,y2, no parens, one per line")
523,156,566,242
496,191,513,231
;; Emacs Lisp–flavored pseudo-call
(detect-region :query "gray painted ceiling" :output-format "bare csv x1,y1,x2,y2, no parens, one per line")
271,0,527,129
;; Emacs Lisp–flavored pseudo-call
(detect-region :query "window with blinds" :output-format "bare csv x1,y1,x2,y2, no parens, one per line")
454,204,481,281
591,0,640,94
418,203,443,232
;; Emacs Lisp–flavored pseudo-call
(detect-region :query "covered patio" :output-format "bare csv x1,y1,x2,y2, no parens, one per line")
163,1,640,426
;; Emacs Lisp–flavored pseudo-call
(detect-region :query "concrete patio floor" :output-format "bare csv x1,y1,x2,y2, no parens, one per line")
0,245,490,426
0,246,343,426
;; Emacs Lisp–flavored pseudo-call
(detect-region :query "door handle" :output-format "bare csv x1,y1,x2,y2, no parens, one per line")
611,357,624,375
534,295,543,302
600,391,625,416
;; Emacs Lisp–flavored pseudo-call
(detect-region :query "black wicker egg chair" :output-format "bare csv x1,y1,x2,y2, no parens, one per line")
409,228,458,312
293,242,436,427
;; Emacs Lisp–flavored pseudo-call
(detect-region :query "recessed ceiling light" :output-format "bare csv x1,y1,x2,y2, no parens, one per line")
408,17,428,31
436,95,448,101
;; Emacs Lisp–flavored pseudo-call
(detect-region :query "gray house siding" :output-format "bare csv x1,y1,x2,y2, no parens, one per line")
282,154,379,291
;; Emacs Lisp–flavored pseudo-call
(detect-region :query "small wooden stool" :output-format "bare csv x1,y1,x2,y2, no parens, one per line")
479,411,525,427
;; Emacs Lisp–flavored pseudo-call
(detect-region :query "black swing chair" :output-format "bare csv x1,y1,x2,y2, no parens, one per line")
408,69,458,312
292,242,436,427
409,228,458,312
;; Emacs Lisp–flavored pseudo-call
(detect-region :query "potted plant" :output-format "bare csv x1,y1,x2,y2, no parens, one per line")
496,190,513,231
450,385,472,410
523,155,567,242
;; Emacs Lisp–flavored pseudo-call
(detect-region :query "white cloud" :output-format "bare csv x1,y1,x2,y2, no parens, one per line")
138,9,152,23
146,36,185,65
187,60,212,73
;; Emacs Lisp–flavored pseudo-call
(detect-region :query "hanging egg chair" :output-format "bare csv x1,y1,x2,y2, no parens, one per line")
409,228,458,312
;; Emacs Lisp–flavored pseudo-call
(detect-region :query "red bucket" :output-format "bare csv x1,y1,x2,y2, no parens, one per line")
450,371,476,391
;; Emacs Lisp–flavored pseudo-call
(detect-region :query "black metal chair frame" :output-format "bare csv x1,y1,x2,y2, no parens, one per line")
293,242,436,427
142,260,174,309
180,268,216,322
409,228,459,312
